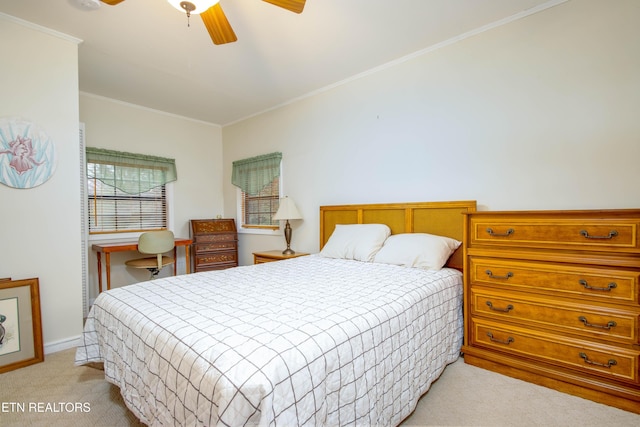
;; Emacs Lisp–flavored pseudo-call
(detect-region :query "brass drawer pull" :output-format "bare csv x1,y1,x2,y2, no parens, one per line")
486,301,514,312
485,270,513,280
579,352,617,368
579,230,618,240
486,332,514,345
578,316,616,330
486,227,514,237
579,279,617,292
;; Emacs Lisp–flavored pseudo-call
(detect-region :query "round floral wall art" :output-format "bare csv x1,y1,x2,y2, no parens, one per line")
0,118,57,189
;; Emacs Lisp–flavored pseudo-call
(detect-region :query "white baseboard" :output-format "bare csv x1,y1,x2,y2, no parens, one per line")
44,335,81,354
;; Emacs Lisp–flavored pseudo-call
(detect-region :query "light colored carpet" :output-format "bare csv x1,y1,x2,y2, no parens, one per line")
1,348,638,426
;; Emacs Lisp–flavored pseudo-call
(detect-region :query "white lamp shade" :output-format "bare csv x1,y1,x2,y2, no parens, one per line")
167,0,220,14
273,197,302,220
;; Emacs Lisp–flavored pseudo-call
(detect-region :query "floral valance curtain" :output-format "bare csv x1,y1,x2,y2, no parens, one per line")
231,152,282,196
86,147,177,194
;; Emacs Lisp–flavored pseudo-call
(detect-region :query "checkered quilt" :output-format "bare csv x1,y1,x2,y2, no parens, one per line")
75,255,463,426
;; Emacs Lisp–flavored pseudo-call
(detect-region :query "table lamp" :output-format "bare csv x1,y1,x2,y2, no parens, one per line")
272,196,303,255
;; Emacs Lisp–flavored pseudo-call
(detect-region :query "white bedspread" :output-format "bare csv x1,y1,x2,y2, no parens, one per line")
75,255,463,426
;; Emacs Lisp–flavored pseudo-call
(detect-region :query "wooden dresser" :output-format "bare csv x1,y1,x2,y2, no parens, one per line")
190,219,238,272
462,209,640,414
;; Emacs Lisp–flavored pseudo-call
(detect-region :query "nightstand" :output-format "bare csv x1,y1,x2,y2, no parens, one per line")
253,250,310,264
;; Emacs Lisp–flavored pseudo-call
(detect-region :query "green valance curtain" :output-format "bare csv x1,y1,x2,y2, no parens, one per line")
232,152,282,196
86,147,177,194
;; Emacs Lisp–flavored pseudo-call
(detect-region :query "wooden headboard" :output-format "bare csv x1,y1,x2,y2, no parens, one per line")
320,200,477,270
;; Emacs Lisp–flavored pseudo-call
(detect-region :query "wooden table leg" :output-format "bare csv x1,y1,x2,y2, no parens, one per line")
105,252,111,291
96,252,103,293
185,245,191,274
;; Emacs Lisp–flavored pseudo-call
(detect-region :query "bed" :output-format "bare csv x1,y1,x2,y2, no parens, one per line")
76,200,476,426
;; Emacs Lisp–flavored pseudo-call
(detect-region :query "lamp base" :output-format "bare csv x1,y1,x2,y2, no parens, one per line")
282,220,295,255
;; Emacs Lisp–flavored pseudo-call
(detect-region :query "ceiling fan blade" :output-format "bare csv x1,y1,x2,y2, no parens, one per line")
200,4,238,45
262,0,306,14
100,0,126,5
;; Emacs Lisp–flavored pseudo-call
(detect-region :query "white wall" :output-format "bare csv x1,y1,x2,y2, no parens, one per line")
223,0,640,264
0,17,83,350
80,94,224,293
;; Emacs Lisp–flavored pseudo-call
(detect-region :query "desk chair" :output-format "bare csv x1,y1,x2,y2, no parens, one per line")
125,230,175,279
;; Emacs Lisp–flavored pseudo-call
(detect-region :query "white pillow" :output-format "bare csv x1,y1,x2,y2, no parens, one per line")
373,233,461,270
320,224,391,262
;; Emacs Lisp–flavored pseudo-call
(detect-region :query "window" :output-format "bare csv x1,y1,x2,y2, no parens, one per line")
241,176,280,228
86,148,177,234
232,152,282,230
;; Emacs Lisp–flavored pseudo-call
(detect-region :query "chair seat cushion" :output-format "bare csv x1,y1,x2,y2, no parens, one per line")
125,256,175,269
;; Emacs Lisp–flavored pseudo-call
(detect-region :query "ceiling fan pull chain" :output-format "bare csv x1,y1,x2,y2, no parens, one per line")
179,1,196,27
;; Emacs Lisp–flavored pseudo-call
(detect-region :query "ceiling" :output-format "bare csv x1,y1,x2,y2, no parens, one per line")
0,0,554,125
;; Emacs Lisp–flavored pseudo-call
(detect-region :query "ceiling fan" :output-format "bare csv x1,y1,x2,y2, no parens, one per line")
99,0,306,45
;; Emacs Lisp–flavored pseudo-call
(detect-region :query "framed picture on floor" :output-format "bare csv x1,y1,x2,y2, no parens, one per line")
0,278,43,373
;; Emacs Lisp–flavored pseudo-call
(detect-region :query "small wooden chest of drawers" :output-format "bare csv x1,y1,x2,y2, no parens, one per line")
190,219,238,272
462,209,640,414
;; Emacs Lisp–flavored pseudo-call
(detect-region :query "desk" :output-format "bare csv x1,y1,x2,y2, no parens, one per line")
93,238,192,292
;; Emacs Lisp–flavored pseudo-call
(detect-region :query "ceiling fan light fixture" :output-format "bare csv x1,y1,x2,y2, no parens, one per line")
167,0,220,15
69,0,101,11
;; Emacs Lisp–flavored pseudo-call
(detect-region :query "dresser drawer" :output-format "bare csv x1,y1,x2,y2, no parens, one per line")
470,258,640,305
194,241,237,253
191,219,236,233
470,288,640,344
471,319,640,384
195,263,236,271
254,255,272,264
193,233,237,244
470,216,640,252
194,251,238,267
